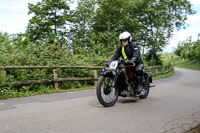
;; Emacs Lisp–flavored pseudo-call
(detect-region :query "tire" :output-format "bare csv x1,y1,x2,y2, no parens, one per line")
139,74,150,99
96,76,119,107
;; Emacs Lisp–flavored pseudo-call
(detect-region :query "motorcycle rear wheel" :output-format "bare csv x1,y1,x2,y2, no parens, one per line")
96,76,119,107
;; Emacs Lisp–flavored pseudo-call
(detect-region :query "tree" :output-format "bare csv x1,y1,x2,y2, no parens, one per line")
26,0,73,47
175,36,200,62
69,0,96,51
0,32,11,46
72,0,194,55
128,0,194,65
192,41,200,61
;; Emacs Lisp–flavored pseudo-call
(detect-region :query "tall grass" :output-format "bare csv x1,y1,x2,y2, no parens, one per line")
161,53,200,71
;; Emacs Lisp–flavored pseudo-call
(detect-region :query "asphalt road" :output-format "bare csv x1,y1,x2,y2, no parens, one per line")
0,68,200,133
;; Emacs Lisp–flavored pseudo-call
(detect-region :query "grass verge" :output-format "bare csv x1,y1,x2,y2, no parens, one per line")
175,61,200,71
152,68,175,80
0,85,95,100
161,53,200,71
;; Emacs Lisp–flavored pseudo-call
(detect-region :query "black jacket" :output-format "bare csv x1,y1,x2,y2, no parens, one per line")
110,42,143,64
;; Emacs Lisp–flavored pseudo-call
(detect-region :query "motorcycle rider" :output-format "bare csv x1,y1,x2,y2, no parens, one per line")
107,31,144,94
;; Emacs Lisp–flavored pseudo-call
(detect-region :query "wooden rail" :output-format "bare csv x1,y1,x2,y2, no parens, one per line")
0,65,172,88
1,66,104,69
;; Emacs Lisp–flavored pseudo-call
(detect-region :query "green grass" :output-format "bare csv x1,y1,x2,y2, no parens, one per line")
153,68,175,80
175,61,200,71
0,85,95,100
161,53,200,71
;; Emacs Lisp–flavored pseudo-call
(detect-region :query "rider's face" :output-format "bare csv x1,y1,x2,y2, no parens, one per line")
122,39,129,46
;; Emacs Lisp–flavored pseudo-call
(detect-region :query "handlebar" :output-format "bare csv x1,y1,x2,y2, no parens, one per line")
118,59,135,67
104,59,135,68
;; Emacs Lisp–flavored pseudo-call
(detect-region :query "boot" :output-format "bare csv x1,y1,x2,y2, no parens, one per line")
137,76,143,94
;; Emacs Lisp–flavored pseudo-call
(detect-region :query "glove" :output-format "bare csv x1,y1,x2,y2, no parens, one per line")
106,60,112,67
129,57,137,64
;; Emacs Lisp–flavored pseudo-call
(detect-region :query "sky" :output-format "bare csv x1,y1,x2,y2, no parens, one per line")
165,0,200,52
0,0,200,53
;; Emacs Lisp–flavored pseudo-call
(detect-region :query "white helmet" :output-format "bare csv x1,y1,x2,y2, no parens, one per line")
119,31,132,42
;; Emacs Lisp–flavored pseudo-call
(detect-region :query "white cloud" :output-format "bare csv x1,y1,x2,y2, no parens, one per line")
0,2,26,13
0,0,40,34
186,14,200,23
165,24,200,53
191,0,200,6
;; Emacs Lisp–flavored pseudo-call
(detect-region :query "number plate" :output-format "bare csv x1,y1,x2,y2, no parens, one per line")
109,61,118,69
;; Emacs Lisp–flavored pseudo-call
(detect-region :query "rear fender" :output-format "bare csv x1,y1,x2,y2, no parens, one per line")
144,73,152,83
148,75,152,83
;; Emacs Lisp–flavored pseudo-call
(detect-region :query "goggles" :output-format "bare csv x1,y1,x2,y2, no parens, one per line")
121,39,128,42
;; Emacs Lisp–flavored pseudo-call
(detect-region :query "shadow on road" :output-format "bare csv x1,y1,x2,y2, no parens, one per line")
117,97,138,104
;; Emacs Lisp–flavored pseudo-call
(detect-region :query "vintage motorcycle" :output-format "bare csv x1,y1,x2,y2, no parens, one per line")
96,60,153,107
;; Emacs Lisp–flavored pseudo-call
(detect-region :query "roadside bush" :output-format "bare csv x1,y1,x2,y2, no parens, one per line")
175,38,200,62
0,41,109,93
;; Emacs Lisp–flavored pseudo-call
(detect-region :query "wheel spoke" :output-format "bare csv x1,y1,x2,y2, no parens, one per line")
100,78,117,103
97,76,119,107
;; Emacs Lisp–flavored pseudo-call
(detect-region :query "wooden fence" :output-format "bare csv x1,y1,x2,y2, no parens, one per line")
0,64,172,88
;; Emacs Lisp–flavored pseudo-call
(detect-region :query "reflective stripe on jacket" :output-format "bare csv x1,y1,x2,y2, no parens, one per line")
110,42,143,64
122,46,129,61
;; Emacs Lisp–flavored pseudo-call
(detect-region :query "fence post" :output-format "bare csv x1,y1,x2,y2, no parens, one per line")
162,66,164,72
0,69,6,81
168,64,170,71
156,69,158,76
94,70,97,86
53,69,59,89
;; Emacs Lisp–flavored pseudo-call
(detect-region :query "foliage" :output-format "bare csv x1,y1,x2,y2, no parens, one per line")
0,32,111,99
174,37,200,61
25,0,194,64
26,0,73,47
0,32,11,46
175,60,200,70
144,51,163,66
69,0,194,65
161,52,200,71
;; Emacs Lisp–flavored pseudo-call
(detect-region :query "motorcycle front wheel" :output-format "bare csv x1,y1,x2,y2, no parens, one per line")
139,73,150,99
96,76,119,107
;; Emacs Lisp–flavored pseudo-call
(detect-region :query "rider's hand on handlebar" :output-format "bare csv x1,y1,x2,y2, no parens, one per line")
106,62,110,67
106,60,112,67
129,57,136,64
124,59,136,66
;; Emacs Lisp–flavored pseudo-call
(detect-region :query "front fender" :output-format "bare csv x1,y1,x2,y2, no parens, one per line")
100,70,113,77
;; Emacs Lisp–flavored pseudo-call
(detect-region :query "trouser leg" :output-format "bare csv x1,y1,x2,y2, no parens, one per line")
137,76,143,86
135,63,144,93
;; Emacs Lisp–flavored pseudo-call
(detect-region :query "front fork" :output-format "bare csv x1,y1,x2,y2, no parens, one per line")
104,71,118,95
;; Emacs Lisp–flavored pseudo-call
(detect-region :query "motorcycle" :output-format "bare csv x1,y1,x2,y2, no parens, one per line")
96,60,153,107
